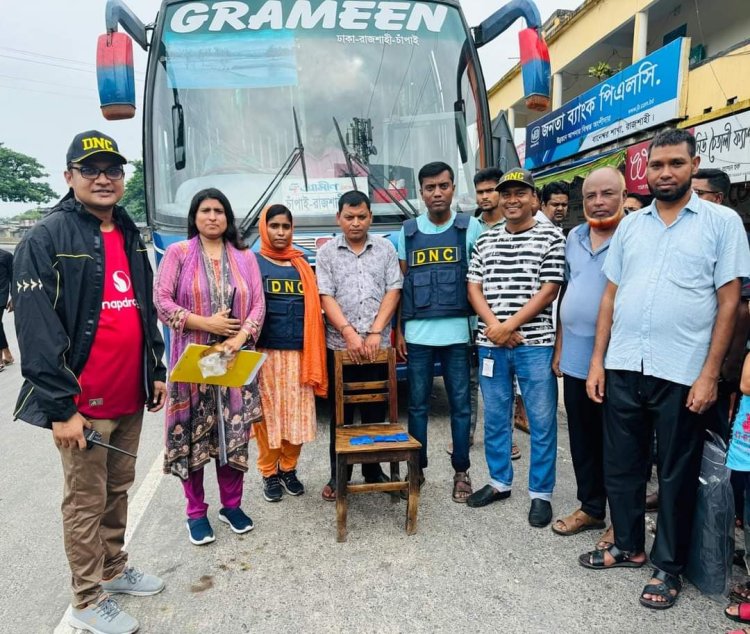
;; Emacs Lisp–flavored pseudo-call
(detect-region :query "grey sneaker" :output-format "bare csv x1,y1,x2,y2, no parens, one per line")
101,566,165,596
69,595,139,634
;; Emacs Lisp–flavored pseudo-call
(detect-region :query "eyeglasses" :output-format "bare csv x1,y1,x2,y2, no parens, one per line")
623,206,640,213
69,165,125,181
693,188,720,197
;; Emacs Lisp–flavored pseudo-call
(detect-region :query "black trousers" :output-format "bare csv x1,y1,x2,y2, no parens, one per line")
0,307,7,350
711,378,738,442
326,349,386,482
563,374,606,519
603,370,707,575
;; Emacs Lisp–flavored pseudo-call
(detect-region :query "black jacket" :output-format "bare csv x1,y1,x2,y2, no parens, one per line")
0,248,12,307
12,191,166,428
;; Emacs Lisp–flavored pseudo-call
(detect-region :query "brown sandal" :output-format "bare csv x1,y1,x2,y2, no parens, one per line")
321,479,336,502
551,509,606,536
596,524,615,550
452,471,472,503
730,581,750,603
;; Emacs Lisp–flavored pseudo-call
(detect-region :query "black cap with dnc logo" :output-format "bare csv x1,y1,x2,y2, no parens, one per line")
496,168,535,191
66,130,127,166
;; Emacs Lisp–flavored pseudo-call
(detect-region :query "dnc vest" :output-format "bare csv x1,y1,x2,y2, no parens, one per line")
255,254,304,350
401,213,471,321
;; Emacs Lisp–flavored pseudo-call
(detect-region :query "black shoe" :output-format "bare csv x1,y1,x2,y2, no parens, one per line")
466,484,511,508
263,474,283,502
366,471,402,499
364,469,388,484
645,491,659,512
278,469,305,496
529,498,553,527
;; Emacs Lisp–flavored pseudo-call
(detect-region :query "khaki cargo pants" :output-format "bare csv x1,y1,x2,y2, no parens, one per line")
57,412,143,608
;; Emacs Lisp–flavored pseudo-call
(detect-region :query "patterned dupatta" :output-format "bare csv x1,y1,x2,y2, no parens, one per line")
160,236,264,478
173,237,258,345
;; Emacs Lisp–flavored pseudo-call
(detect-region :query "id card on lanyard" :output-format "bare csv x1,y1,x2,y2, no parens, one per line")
482,356,494,378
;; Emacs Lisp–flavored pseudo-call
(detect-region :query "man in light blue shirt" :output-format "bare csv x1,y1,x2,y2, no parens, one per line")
551,167,625,539
580,129,750,610
396,161,482,502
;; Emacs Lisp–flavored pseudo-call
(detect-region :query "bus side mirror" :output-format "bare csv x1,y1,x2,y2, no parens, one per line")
518,28,551,113
454,99,468,165
96,32,136,120
172,104,186,171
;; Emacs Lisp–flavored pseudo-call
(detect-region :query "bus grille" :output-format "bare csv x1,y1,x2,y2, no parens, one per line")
293,236,320,252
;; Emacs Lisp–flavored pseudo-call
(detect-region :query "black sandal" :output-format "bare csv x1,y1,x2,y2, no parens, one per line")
639,568,682,610
578,544,646,570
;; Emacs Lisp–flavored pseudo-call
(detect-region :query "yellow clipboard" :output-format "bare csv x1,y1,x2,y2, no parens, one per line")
169,344,267,387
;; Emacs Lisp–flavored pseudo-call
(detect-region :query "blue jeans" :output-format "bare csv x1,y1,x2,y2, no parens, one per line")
406,343,471,473
479,346,558,500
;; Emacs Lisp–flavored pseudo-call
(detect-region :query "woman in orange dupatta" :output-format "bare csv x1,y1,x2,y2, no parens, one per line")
253,204,327,501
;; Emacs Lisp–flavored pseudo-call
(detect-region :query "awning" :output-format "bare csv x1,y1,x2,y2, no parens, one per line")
533,149,626,187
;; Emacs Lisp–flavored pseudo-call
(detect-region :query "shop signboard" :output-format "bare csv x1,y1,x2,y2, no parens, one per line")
625,139,651,195
525,37,689,170
694,110,750,183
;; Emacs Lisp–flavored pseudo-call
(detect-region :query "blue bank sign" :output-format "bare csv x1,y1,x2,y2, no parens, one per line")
525,38,689,170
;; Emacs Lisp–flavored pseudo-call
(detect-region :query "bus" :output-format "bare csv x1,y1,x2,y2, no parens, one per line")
95,0,551,260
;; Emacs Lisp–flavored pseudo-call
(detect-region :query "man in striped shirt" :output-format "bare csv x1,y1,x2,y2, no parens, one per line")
465,169,565,528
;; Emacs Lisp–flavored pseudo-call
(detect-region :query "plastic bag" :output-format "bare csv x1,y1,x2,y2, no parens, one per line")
198,352,230,378
685,431,734,597
197,342,239,379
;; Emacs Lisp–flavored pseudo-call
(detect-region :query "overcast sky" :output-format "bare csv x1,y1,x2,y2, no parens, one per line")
0,0,581,216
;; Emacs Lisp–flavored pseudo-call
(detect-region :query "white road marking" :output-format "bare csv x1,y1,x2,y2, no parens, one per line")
53,450,165,634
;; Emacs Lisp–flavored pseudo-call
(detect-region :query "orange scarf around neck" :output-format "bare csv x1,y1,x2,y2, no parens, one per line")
258,206,328,397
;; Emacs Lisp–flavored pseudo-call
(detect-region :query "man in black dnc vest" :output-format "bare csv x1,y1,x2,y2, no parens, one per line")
396,161,483,502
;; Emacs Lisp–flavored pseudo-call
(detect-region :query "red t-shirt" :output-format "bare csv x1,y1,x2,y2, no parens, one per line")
77,228,145,419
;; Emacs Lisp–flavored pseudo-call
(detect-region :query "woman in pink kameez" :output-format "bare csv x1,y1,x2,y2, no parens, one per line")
154,188,265,546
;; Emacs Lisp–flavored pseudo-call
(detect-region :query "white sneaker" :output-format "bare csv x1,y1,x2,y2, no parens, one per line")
101,566,165,596
69,595,139,634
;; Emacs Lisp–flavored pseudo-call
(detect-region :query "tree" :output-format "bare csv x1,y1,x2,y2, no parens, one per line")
12,208,45,222
0,143,59,204
120,159,146,222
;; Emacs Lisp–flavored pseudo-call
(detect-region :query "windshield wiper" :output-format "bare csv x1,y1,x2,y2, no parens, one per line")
239,107,307,238
293,107,309,192
331,117,418,219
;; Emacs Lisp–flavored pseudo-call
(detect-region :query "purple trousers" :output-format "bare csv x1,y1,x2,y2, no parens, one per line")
182,461,244,519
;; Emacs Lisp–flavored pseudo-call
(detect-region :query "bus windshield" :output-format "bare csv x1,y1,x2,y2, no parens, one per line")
149,0,481,231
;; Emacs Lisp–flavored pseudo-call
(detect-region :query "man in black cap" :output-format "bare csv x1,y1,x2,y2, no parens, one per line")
13,130,167,634
466,169,565,527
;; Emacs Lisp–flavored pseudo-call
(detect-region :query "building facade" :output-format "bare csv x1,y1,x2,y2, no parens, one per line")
488,0,750,225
